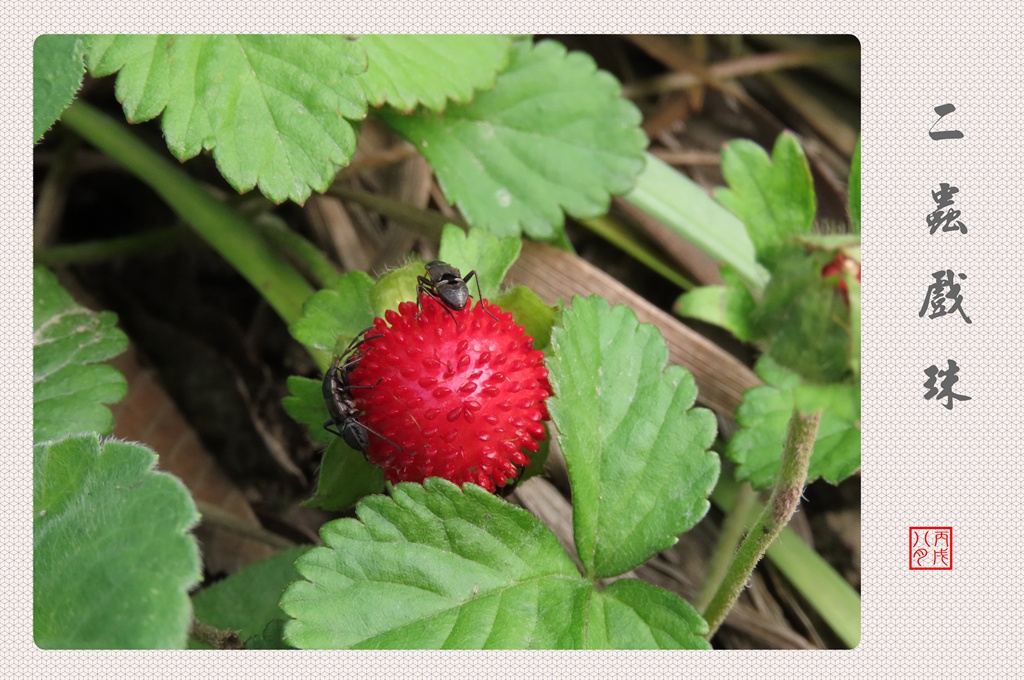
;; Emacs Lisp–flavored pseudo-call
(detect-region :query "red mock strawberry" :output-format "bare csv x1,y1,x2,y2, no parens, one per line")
347,294,551,492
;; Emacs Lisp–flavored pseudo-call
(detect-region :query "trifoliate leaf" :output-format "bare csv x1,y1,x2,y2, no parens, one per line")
33,265,128,443
437,224,522,300
727,357,861,489
673,267,756,342
281,478,589,649
34,435,201,648
84,35,368,204
714,131,816,257
288,271,376,355
33,34,87,143
358,35,511,111
586,579,710,649
191,546,310,645
281,478,709,649
379,39,648,239
546,296,719,579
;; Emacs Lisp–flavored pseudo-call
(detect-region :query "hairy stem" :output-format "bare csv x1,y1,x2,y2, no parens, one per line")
701,409,822,640
189,619,244,650
710,472,861,648
695,480,758,611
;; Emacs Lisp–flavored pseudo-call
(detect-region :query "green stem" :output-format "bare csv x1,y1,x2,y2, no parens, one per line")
60,101,315,327
577,215,694,291
702,410,822,640
694,480,757,611
253,216,341,290
34,225,196,266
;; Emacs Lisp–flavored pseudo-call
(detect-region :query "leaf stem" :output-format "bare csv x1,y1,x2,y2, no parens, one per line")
326,183,452,240
252,215,342,290
59,101,315,327
701,409,822,640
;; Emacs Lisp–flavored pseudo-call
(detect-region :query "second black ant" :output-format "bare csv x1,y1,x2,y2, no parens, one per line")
322,328,404,455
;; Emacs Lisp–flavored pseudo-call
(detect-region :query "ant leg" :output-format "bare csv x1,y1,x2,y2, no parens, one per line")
361,421,407,454
337,335,383,373
415,277,431,315
417,278,461,327
345,376,382,391
323,419,342,437
464,270,499,322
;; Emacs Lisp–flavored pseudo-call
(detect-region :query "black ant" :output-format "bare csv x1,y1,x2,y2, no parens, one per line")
416,260,499,323
322,328,404,454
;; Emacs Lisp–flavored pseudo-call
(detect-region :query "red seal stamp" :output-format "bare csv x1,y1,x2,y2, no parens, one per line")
909,526,952,570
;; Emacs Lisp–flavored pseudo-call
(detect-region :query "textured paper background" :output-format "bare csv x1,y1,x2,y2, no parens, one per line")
11,2,1019,677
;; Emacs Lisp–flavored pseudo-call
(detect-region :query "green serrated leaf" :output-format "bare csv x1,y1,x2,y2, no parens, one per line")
849,137,861,233
673,268,756,342
33,265,128,443
491,285,556,351
33,35,87,143
587,579,710,649
192,546,309,644
727,357,861,489
358,35,511,111
288,271,376,355
379,39,648,239
281,478,588,649
546,296,719,579
714,131,816,257
84,35,368,204
34,435,201,649
437,224,522,300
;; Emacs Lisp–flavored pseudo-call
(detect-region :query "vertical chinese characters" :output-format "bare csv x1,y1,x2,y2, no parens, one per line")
922,104,970,410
